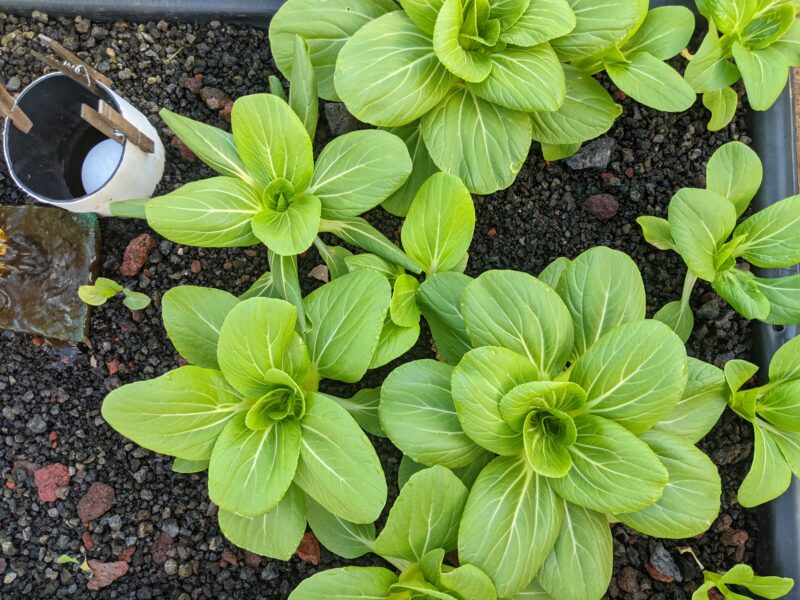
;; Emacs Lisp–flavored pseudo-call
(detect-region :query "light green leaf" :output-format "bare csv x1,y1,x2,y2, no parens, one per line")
400,0,444,35
269,75,287,100
733,42,790,111
735,195,800,267
707,0,757,35
417,272,473,364
218,484,306,560
332,387,385,438
303,270,391,382
160,109,254,184
654,300,694,343
289,567,398,600
109,198,147,219
421,86,531,195
381,122,439,217
712,268,771,320
669,188,737,281
452,346,538,455
305,495,376,559
530,64,621,148
209,414,301,516
252,192,321,256
726,359,759,396
335,12,456,126
754,274,800,325
616,431,721,538
717,563,796,598
381,360,487,469
549,415,668,513
541,142,581,161
538,256,571,289
489,0,530,30
172,457,209,473
684,22,742,93
311,130,413,220
232,94,314,189
654,358,728,444
268,251,307,329
102,366,243,461
269,0,398,101
322,217,423,274
738,419,793,507
556,246,646,359
240,271,277,301
289,35,318,139
500,0,576,46
463,270,573,377
369,318,421,369
439,564,498,600
605,52,696,112
637,216,676,251
570,320,687,434
401,172,475,275
122,290,151,311
315,240,353,280
146,177,263,248
537,503,612,600
707,141,762,216
390,275,422,327
294,393,387,523
345,253,405,283
217,298,303,397
758,380,800,431
458,456,563,598
375,465,468,562
742,6,795,48
621,6,695,60
774,18,800,65
433,0,493,82
162,286,239,370
550,0,643,61
769,334,800,383
468,44,566,112
703,88,739,131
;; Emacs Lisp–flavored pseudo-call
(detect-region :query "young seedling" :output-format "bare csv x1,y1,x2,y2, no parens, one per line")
724,335,800,507
56,554,92,573
101,270,393,559
290,466,504,600
639,141,800,341
78,277,152,311
685,0,800,130
270,0,580,195
380,246,726,598
694,565,794,600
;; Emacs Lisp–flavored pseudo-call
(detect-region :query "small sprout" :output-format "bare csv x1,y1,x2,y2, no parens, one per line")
693,564,794,600
56,554,79,565
79,277,151,310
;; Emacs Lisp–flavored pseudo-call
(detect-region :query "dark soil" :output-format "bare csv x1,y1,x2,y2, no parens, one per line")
0,10,758,600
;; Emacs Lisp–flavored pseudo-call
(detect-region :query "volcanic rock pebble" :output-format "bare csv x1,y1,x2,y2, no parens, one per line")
120,234,157,277
77,482,115,524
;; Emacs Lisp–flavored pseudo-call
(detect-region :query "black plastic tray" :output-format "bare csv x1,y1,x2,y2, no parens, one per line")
2,0,798,594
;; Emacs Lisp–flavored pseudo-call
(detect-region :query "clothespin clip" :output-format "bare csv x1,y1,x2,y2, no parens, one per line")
0,84,32,134
80,100,155,154
33,34,113,95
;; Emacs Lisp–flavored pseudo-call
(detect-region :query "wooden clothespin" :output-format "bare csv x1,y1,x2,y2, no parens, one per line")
33,50,99,95
37,34,113,88
0,84,32,134
80,101,155,154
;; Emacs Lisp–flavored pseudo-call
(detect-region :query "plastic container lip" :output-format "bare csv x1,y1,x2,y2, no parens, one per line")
2,72,126,205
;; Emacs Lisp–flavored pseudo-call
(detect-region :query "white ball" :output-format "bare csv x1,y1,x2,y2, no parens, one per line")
81,138,124,196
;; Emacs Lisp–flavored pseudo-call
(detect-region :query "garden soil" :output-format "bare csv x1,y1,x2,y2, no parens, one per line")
0,12,758,600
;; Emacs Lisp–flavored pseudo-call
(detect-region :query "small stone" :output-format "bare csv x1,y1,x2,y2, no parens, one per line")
164,559,178,575
566,138,615,170
75,16,91,33
296,532,320,566
618,566,640,594
585,194,619,220
325,103,363,137
6,76,20,92
183,74,204,94
190,260,202,274
78,482,115,524
178,563,192,578
118,546,136,563
120,234,157,277
219,100,233,122
720,528,749,547
34,464,70,503
307,265,329,283
161,519,179,538
0,557,6,574
170,136,197,162
32,10,48,22
27,414,47,434
82,531,94,551
648,544,682,583
4,572,17,584
151,532,175,565
712,443,752,466
200,87,231,111
243,551,261,569
220,548,237,568
106,360,120,376
108,515,123,530
87,560,129,591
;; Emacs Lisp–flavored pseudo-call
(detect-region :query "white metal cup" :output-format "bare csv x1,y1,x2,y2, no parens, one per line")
3,72,165,216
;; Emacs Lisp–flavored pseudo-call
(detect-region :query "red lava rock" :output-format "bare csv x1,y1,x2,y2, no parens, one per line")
77,482,116,524
130,310,144,324
86,560,129,591
708,589,725,600
170,135,197,162
243,551,261,569
34,463,70,503
720,528,749,561
151,532,175,565
118,546,136,563
183,74,204,94
82,531,94,551
120,234,157,277
190,260,202,274
625,167,635,178
0,556,6,575
487,227,497,238
219,99,233,122
296,532,320,566
200,86,231,111
5,480,16,490
614,90,628,101
645,562,674,583
585,193,619,220
106,360,120,376
220,548,238,568
618,566,640,594
31,336,44,346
